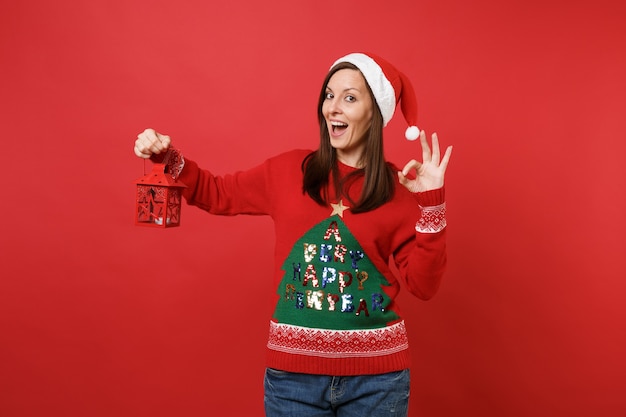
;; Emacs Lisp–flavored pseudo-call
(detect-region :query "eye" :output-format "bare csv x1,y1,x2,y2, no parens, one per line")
325,92,334,100
345,95,356,103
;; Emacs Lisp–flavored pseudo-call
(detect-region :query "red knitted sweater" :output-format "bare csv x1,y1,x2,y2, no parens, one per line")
175,148,447,376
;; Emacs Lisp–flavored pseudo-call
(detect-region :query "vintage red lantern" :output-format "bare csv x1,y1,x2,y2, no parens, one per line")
134,163,186,228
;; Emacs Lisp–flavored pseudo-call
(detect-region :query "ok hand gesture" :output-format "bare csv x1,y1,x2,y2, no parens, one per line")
397,131,452,193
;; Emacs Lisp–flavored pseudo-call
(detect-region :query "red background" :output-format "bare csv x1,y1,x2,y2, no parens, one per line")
1,0,625,416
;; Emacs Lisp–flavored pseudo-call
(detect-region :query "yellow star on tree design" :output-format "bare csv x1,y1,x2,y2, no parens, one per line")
330,200,350,218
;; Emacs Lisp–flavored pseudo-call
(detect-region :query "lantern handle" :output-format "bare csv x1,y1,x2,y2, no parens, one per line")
142,149,173,176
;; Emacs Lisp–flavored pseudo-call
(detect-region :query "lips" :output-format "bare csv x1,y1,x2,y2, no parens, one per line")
330,121,348,136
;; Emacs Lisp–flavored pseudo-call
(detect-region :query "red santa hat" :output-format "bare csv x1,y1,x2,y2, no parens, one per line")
331,52,420,140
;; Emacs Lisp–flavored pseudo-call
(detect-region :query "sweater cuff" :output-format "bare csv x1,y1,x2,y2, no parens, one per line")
415,187,447,234
150,147,185,180
415,187,445,207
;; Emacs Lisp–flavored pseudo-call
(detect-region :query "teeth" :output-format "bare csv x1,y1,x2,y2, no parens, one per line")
331,121,348,127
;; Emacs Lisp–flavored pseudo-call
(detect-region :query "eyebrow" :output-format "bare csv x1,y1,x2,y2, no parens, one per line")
326,87,362,93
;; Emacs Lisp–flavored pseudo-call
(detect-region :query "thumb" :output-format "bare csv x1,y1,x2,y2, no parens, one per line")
397,170,410,187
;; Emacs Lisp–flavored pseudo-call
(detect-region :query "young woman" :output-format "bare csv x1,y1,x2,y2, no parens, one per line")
134,52,452,417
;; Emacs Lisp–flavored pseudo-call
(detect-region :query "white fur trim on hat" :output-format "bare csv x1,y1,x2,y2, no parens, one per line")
331,53,397,127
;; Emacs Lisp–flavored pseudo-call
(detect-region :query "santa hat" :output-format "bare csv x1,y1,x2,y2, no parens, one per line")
331,52,420,141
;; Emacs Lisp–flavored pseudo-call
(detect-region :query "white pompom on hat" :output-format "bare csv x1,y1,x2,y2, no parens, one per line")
331,52,420,141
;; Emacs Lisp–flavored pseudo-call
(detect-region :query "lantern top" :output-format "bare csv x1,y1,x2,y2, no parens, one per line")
134,163,186,189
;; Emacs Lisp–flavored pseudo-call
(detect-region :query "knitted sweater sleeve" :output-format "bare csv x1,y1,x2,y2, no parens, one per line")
173,151,273,216
394,187,448,300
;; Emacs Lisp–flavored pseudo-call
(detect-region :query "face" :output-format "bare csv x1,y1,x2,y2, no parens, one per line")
322,68,374,167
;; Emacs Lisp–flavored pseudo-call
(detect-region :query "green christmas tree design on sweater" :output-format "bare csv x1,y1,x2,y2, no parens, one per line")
273,214,400,330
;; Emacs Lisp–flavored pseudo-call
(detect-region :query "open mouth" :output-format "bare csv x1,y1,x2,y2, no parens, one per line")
331,121,348,135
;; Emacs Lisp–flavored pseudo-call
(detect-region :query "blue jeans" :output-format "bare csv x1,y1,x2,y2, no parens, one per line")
263,368,410,417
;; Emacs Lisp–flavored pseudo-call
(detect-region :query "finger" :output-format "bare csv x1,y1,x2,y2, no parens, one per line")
139,128,158,143
149,134,170,154
134,143,152,158
431,132,441,163
136,128,155,147
439,145,453,171
156,133,171,149
420,130,431,163
397,171,421,193
135,128,166,157
134,136,152,157
138,129,169,154
401,159,421,176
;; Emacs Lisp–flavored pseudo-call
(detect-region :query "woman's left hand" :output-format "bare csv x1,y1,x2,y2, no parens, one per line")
398,130,453,193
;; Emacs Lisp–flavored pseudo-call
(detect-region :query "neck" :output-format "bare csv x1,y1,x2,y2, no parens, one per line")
336,152,364,169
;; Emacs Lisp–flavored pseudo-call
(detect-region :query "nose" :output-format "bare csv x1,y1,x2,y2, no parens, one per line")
326,97,342,115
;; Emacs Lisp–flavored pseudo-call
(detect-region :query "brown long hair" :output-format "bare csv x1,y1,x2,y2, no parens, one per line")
302,62,395,213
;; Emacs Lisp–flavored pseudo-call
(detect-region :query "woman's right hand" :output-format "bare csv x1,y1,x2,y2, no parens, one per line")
134,128,171,159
